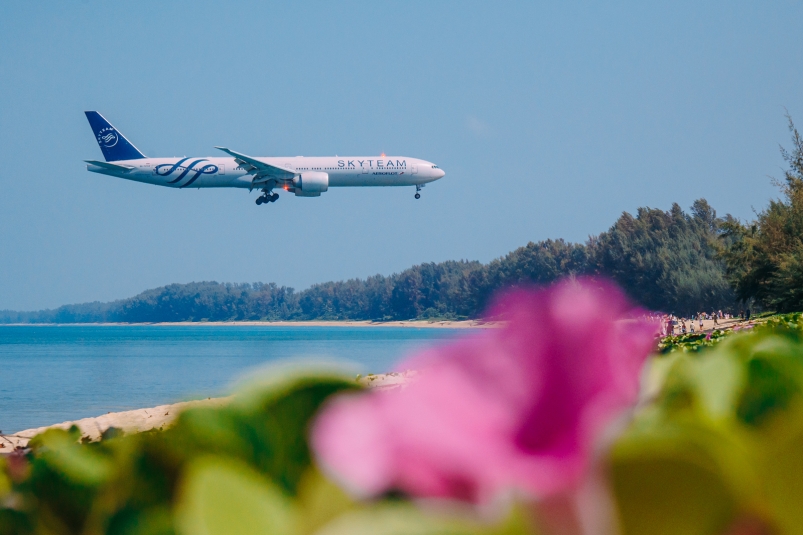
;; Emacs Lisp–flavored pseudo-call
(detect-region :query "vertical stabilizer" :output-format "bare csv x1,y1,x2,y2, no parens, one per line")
84,111,146,162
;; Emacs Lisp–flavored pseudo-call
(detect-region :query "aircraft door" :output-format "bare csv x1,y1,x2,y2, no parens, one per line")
218,164,225,175
411,164,418,174
362,164,368,174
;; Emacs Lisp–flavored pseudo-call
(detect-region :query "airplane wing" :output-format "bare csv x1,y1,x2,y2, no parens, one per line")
84,160,135,172
214,147,296,183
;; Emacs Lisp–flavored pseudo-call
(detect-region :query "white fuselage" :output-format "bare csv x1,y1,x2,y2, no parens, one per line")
86,156,445,190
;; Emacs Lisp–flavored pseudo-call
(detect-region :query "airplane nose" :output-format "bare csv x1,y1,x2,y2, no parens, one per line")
435,169,445,179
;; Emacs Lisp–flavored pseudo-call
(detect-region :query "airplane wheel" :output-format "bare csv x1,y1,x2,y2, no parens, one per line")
256,197,264,205
270,193,279,202
415,193,421,199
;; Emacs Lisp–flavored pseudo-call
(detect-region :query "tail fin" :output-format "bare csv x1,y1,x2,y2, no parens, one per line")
84,111,146,161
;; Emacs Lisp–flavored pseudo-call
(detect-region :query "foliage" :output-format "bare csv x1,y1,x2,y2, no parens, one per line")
0,368,531,535
297,261,482,321
721,115,803,312
466,239,588,316
0,199,740,322
658,329,731,354
658,313,803,354
588,199,736,316
312,281,656,503
611,317,803,535
4,302,803,534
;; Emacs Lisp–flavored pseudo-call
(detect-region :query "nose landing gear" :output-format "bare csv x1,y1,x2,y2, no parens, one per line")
414,184,423,199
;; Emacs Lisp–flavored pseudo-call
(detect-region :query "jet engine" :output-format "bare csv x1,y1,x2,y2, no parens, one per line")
292,172,328,197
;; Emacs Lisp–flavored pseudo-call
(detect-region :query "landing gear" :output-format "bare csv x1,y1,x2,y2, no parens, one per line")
415,193,421,199
256,191,279,205
414,184,423,199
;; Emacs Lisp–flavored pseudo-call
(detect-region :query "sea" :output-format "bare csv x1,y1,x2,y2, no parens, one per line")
0,325,470,434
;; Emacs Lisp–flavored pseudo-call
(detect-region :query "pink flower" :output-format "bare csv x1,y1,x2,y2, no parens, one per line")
311,279,657,503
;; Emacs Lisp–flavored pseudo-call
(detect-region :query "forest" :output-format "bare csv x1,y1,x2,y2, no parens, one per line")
4,119,802,323
0,199,737,322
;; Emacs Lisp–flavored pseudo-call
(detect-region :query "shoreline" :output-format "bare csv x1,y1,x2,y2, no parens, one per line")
0,319,499,329
0,372,414,450
1,319,762,449
0,398,230,451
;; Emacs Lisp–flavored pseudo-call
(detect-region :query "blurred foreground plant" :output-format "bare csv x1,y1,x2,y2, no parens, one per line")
312,280,657,504
614,313,803,535
3,282,803,535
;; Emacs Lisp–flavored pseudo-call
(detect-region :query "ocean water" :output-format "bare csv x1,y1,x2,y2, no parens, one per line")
0,325,470,433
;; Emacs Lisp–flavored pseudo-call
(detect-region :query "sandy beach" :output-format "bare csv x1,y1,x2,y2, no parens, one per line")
0,398,229,451
671,316,756,334
0,372,416,451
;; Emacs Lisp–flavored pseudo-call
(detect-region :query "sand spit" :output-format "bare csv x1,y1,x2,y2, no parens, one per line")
1,320,499,328
1,372,417,451
0,398,230,451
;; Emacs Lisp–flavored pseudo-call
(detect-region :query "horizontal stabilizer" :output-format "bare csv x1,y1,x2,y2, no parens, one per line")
85,160,135,172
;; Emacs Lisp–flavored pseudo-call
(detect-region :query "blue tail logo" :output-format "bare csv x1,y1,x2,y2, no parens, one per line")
85,111,146,162
97,128,118,148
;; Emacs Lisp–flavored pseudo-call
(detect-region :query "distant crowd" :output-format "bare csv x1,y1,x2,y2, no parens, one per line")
658,309,752,337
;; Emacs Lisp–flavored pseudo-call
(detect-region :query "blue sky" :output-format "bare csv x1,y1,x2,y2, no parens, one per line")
1,1,802,311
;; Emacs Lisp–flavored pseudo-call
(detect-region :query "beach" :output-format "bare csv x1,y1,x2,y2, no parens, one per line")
0,371,414,451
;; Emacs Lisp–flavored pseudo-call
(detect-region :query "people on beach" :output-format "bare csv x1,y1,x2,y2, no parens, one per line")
658,308,751,338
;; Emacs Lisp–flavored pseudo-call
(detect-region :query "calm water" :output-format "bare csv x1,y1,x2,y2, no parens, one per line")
0,325,468,433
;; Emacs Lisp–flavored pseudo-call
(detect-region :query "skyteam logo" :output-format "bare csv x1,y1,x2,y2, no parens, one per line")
97,127,118,148
155,158,219,188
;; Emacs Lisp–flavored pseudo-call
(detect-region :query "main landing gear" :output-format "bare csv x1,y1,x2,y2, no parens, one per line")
256,191,279,205
415,184,423,199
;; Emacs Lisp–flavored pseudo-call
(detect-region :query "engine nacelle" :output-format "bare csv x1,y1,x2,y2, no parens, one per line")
293,172,328,197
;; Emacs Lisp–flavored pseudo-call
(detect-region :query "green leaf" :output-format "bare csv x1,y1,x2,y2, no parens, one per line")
691,349,744,420
228,365,360,494
106,505,175,535
32,427,114,486
610,426,744,535
0,459,10,498
295,467,355,534
749,403,803,534
175,456,297,535
312,503,505,535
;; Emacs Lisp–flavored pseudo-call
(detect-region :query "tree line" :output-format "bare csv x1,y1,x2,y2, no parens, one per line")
0,201,736,322
3,118,801,322
720,115,803,313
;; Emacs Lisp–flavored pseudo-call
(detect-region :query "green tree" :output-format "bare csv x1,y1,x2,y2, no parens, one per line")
589,200,735,315
722,116,803,312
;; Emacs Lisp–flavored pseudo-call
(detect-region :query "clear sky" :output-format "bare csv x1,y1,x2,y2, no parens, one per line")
1,1,802,311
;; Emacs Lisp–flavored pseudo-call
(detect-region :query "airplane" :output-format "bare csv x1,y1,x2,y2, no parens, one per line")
83,111,446,205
